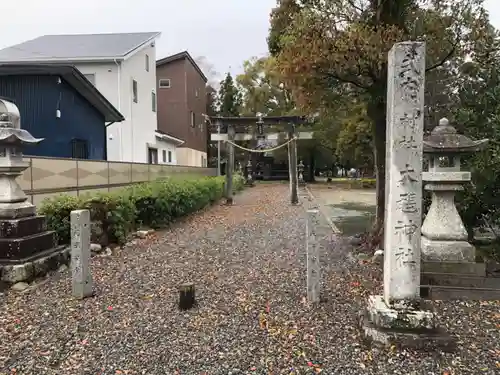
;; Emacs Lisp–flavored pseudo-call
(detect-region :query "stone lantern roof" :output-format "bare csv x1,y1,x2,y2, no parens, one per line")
423,118,488,154
0,100,43,145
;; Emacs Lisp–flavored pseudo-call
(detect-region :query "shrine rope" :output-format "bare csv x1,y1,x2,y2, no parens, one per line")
224,137,297,153
202,113,297,154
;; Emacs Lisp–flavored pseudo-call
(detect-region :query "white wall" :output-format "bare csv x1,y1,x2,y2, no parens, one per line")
177,148,207,167
153,139,178,165
74,62,122,160
75,41,159,163
120,43,158,163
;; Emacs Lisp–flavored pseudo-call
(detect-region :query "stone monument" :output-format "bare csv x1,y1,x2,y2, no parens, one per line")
71,209,93,299
0,99,68,283
421,118,488,272
362,42,453,349
306,209,320,303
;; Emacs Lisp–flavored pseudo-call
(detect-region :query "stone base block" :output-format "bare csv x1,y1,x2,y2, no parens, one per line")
0,201,36,219
0,246,69,283
422,261,486,276
361,314,455,351
0,216,47,238
367,295,436,330
361,295,455,351
421,236,475,262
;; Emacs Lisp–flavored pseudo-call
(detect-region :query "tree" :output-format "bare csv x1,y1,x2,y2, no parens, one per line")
269,0,491,235
335,102,374,176
236,56,295,116
217,73,242,117
206,85,219,167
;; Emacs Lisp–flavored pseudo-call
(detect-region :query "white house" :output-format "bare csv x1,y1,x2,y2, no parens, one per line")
0,32,183,164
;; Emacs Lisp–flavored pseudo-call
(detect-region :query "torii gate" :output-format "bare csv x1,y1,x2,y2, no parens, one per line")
209,115,314,205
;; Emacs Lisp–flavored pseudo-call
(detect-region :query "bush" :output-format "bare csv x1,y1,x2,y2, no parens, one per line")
325,177,376,189
39,175,245,246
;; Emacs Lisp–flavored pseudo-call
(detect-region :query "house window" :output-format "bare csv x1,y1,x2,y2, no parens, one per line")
84,74,95,85
190,111,195,127
71,139,89,159
168,150,172,163
132,80,138,103
151,91,156,112
162,150,166,162
148,147,158,164
145,54,150,72
159,79,171,88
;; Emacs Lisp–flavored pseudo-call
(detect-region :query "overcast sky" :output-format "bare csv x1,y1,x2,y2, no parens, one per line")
2,0,500,83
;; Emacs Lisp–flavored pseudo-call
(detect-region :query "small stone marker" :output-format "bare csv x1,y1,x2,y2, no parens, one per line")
306,209,320,303
179,282,196,310
71,209,93,299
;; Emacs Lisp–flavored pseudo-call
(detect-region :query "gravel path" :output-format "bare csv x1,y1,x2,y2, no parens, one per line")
0,184,499,374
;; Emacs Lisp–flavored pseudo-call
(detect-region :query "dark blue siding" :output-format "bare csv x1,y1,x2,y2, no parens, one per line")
0,75,106,159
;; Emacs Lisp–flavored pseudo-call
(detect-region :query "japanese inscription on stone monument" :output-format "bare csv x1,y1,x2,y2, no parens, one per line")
384,42,425,305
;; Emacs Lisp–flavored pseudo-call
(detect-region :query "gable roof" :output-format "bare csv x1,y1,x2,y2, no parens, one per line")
0,32,161,63
156,51,208,83
0,64,124,122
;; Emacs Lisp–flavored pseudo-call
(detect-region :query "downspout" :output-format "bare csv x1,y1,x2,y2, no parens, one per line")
114,59,122,161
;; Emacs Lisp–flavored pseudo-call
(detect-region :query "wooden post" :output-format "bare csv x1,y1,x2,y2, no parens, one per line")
288,125,299,204
179,283,196,310
225,125,235,205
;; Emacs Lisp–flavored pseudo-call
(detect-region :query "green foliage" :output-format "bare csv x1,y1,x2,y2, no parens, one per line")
236,56,295,116
270,0,491,225
326,178,376,189
39,175,245,246
217,73,242,116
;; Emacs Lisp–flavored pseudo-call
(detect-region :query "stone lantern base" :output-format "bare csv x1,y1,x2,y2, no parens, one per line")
0,202,69,283
421,236,476,263
361,295,455,350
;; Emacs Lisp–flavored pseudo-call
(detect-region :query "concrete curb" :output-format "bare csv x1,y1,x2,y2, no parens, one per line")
304,186,341,234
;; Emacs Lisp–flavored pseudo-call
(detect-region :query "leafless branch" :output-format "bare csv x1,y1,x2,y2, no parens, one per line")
426,39,459,72
320,69,369,89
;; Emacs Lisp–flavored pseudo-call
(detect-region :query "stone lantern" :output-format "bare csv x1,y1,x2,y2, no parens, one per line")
421,117,488,264
0,99,66,283
0,99,43,218
245,159,254,186
298,160,305,185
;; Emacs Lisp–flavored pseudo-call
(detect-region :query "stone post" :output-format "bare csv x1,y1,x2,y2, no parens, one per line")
225,125,235,205
71,209,93,299
306,209,320,303
362,42,453,349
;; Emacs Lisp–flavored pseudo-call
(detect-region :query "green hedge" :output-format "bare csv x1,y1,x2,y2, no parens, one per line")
39,175,245,246
325,178,376,189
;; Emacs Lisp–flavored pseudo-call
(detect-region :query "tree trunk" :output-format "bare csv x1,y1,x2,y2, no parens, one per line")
367,90,387,249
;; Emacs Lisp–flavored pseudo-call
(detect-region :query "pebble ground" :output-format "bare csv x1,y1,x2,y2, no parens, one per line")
0,184,499,374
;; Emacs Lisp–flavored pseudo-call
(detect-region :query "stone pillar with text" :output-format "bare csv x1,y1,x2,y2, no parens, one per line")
361,42,453,349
